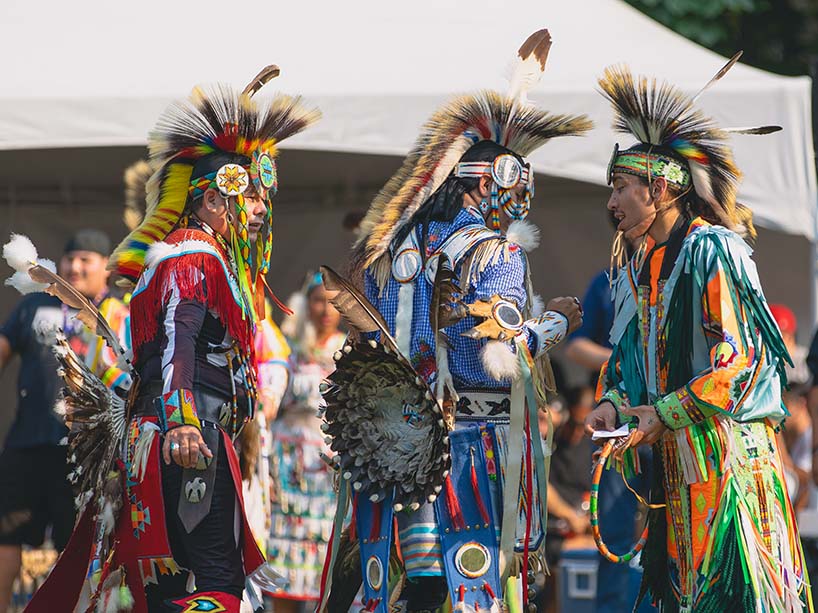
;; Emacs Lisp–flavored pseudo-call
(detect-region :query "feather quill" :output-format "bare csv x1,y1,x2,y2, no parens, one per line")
241,64,280,98
723,125,782,135
319,265,400,354
691,51,743,103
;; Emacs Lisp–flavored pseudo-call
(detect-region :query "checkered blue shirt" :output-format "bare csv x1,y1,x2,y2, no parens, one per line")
364,208,534,390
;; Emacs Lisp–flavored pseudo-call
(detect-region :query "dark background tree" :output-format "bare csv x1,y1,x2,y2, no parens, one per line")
626,0,818,76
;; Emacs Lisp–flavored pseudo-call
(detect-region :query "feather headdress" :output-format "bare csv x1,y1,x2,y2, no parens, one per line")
110,70,320,283
599,55,780,239
352,29,592,272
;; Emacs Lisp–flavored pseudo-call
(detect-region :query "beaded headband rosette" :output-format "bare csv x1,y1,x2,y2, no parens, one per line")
455,152,535,229
351,30,593,272
606,144,691,189
599,52,781,239
109,68,320,320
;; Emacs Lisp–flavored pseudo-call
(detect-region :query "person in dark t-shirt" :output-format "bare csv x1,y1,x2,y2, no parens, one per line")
0,230,130,613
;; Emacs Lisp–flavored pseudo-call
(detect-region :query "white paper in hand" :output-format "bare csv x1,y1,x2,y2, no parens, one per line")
591,424,630,442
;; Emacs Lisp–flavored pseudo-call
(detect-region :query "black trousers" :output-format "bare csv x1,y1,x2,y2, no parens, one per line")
144,436,245,611
0,445,75,549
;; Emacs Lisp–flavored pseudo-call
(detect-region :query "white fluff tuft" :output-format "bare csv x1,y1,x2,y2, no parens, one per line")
481,340,520,380
506,221,540,252
3,234,39,273
4,258,56,295
36,258,57,274
143,241,175,268
530,294,545,318
5,271,46,295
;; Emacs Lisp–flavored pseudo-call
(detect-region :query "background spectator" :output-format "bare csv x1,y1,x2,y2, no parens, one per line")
0,230,129,612
267,272,346,612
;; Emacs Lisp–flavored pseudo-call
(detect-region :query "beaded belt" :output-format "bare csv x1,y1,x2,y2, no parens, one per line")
454,389,511,424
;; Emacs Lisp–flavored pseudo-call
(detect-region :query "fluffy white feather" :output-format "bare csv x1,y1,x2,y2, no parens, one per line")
280,291,307,338
481,340,520,380
6,258,54,294
3,234,39,273
506,220,540,252
5,271,47,295
143,241,175,269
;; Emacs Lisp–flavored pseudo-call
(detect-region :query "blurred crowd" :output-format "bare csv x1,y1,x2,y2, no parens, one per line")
0,222,816,613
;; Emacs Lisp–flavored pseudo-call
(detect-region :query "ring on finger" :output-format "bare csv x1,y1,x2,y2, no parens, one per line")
170,441,180,451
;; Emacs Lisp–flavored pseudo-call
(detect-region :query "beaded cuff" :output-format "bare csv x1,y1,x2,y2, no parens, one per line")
158,388,201,431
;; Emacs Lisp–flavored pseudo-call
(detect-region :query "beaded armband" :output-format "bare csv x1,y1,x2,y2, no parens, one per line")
654,387,706,430
157,389,201,432
524,311,568,358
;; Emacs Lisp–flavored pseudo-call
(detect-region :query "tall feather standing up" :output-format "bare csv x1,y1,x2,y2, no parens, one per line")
508,28,552,104
241,64,280,97
691,51,743,103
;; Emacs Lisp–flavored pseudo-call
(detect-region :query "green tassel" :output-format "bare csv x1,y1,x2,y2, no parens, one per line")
119,584,134,610
694,516,755,613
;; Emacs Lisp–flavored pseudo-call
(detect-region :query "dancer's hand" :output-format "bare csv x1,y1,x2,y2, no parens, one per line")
163,426,213,468
546,296,583,334
584,401,617,442
620,404,667,448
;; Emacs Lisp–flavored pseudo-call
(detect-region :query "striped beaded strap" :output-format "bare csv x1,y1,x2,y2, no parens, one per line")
590,438,648,564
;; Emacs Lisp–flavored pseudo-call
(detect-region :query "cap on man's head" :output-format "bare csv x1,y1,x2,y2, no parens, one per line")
64,229,111,257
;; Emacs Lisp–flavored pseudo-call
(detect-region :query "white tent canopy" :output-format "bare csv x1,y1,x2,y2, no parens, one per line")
0,0,814,242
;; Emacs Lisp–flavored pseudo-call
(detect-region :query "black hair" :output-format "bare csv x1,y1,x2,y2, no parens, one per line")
390,140,524,260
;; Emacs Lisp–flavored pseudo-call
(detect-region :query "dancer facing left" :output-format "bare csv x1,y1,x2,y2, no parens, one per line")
9,66,320,613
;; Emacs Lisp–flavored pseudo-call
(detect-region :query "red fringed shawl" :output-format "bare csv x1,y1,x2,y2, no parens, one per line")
130,229,255,363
